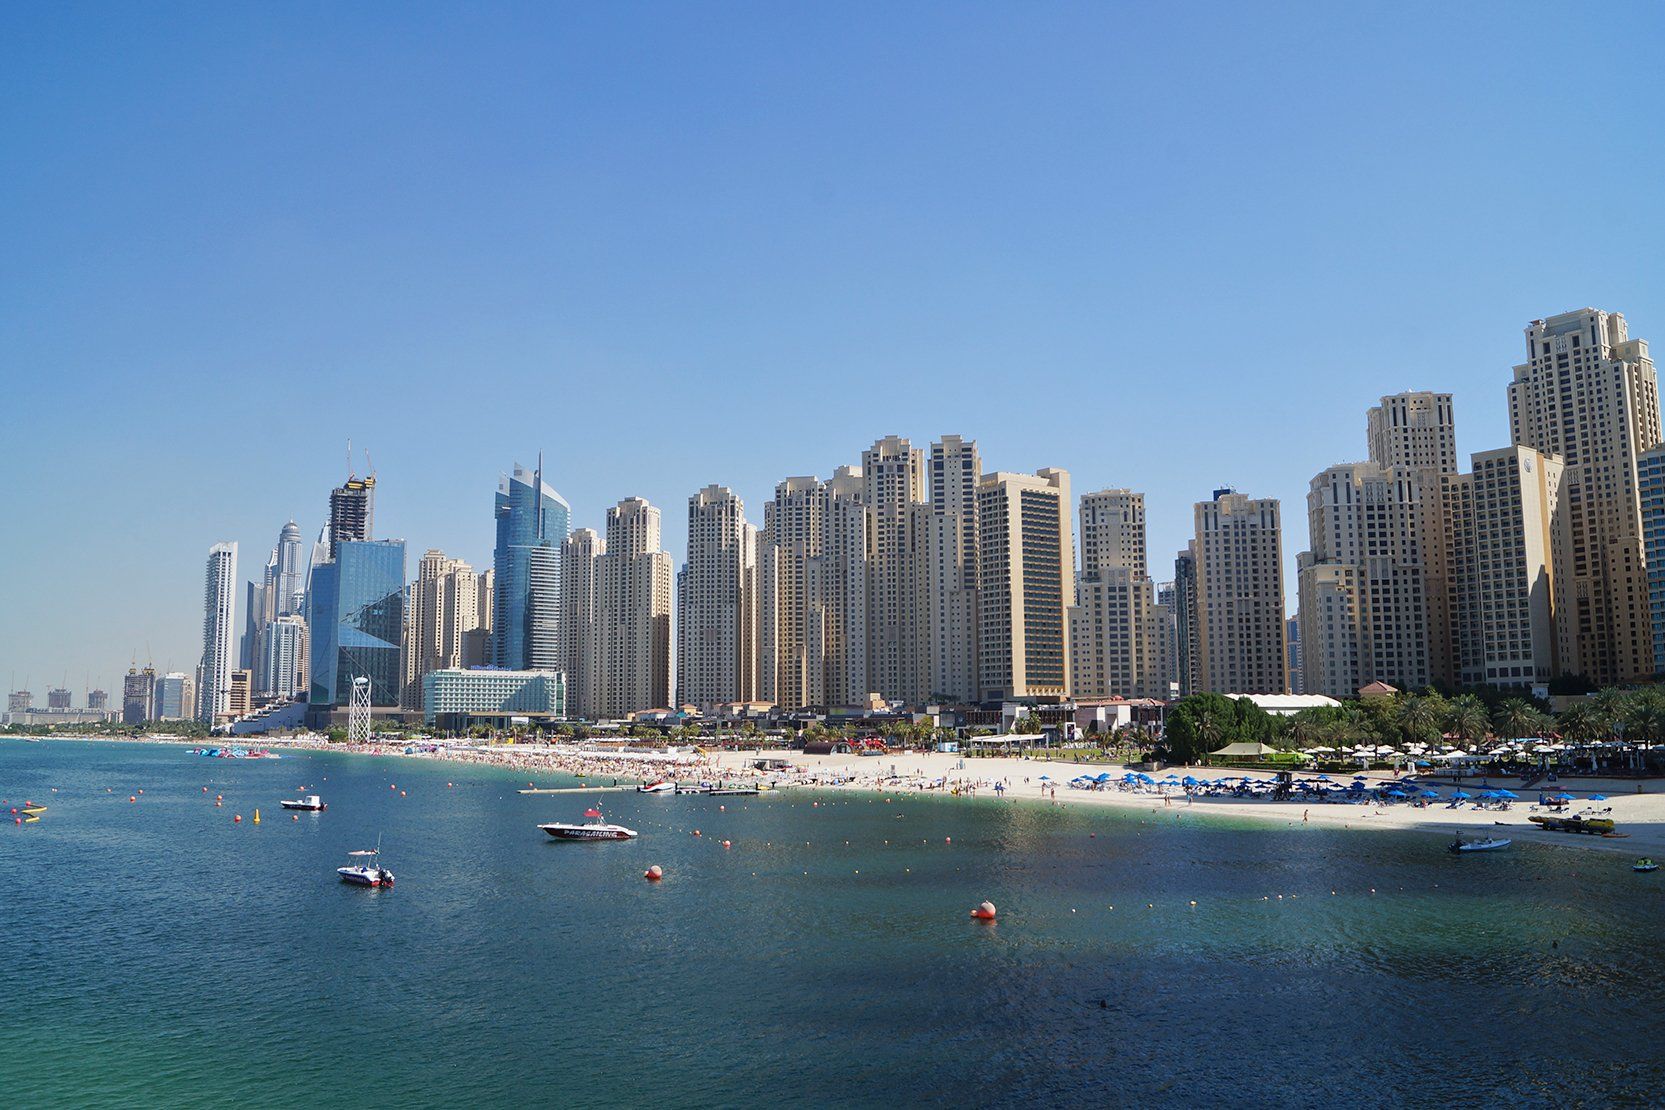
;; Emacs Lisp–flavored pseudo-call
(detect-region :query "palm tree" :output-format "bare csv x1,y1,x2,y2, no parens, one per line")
1494,699,1540,741
1193,702,1227,756
1554,702,1594,743
1589,687,1629,739
1622,688,1665,745
1445,695,1490,746
1396,693,1444,744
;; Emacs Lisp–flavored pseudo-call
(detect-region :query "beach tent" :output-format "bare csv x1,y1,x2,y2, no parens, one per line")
1209,742,1277,757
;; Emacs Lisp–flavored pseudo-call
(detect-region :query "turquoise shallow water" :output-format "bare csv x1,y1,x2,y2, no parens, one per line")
3,739,1663,1108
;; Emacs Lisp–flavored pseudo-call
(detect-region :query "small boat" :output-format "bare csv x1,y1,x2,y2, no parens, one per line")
539,807,639,841
1449,837,1511,853
708,787,760,796
637,780,675,794
1529,814,1616,835
674,783,709,795
338,844,394,887
280,794,326,811
1634,858,1659,873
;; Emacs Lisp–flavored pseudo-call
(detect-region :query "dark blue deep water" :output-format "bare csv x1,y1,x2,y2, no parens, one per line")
3,739,1662,1108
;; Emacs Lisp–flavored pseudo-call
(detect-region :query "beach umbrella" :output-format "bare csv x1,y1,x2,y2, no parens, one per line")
1550,792,1574,801
1452,790,1471,799
1421,789,1440,798
1182,775,1198,785
1590,794,1607,801
1496,790,1518,799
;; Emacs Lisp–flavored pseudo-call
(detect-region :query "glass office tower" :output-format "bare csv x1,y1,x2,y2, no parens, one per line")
492,461,570,670
308,539,406,707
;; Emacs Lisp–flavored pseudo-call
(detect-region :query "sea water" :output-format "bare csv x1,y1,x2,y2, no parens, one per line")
3,739,1661,1107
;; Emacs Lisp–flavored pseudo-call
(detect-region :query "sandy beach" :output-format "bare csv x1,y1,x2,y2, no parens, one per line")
704,747,1665,859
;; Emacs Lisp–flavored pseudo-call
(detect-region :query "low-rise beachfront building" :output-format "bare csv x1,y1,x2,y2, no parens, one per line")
1222,692,1342,717
422,667,566,730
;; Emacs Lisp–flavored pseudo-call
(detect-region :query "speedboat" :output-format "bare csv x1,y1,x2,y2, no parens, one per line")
338,846,394,887
637,780,675,794
280,794,326,811
539,807,639,841
1449,837,1511,853
1634,858,1659,873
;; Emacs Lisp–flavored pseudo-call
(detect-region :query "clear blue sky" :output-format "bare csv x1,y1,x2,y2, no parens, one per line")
3,2,1663,699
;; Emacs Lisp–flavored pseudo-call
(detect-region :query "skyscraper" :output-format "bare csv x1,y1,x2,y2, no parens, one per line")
1639,444,1665,677
1463,447,1567,688
1070,489,1162,699
402,549,484,709
122,665,155,724
492,460,569,672
328,474,376,559
1194,490,1286,695
1509,309,1660,684
273,520,307,615
154,672,192,720
863,436,927,705
976,468,1073,701
1366,391,1462,688
47,688,71,710
87,689,109,711
1367,391,1458,475
1296,463,1430,697
597,498,673,717
1173,546,1199,697
560,528,604,718
677,486,759,711
307,539,406,708
260,613,308,700
198,542,238,723
922,435,981,703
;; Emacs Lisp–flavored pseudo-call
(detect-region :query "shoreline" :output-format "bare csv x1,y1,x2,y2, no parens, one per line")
13,733,1664,859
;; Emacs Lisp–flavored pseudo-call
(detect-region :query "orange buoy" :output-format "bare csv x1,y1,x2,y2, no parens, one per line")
693,829,702,837
292,814,299,821
129,796,136,803
722,840,732,849
645,865,664,881
234,814,242,823
215,800,223,807
399,790,406,797
970,901,997,921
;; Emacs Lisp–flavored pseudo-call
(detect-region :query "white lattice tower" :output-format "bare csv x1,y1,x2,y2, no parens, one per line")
348,676,372,744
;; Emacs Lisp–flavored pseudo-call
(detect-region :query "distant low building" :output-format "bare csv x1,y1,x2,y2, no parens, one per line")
423,668,565,729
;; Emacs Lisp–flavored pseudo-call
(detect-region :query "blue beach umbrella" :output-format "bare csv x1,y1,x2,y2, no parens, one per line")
1496,790,1518,799
1590,794,1608,801
1452,790,1471,799
1038,775,1052,781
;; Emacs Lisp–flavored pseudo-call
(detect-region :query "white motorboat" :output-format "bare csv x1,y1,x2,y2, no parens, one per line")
338,845,395,887
280,794,326,811
540,807,639,841
1449,836,1511,853
637,780,675,794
